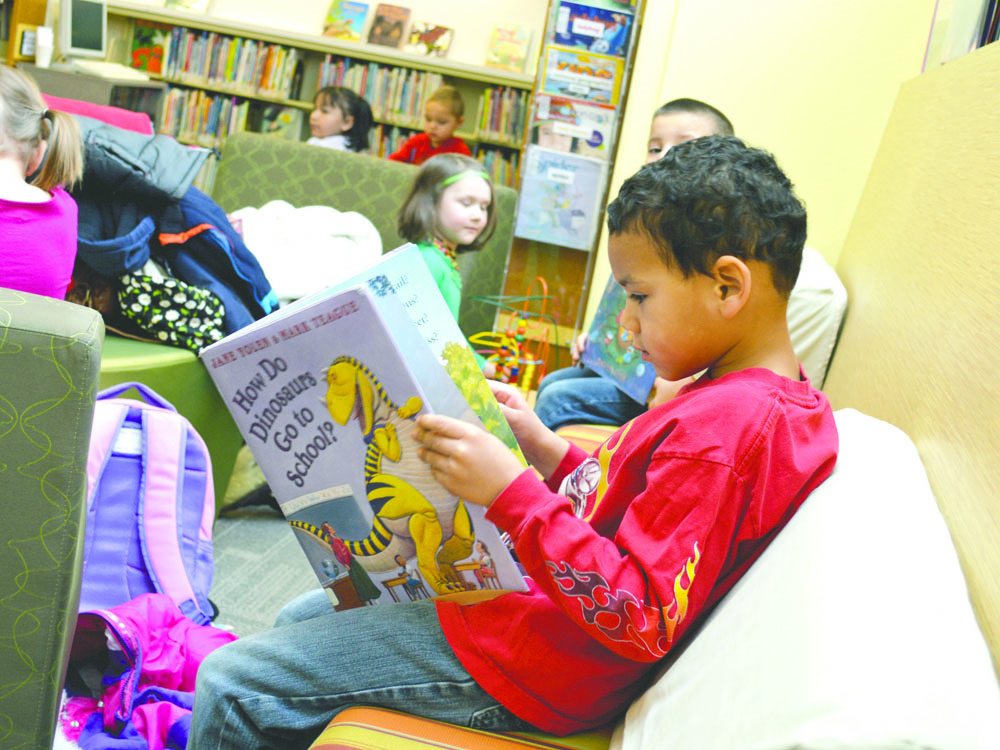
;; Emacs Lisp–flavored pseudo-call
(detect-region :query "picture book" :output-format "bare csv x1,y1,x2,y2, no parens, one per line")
258,105,304,140
402,21,452,56
530,94,616,159
201,280,528,611
484,23,532,73
367,3,410,48
579,275,657,403
131,20,172,74
323,0,369,42
514,146,606,251
552,1,633,57
541,45,624,106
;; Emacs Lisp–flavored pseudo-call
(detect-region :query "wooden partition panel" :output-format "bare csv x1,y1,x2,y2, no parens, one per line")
822,42,1000,672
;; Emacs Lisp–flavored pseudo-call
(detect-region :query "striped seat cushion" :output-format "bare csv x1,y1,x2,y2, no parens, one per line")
309,707,613,750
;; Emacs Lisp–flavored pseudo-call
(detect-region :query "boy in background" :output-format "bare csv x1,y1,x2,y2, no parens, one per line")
388,85,472,164
188,136,838,747
534,97,734,430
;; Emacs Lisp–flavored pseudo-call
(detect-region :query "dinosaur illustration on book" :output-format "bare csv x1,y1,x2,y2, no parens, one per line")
322,355,473,594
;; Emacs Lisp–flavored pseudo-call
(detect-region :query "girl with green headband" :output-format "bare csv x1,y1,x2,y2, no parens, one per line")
397,153,498,374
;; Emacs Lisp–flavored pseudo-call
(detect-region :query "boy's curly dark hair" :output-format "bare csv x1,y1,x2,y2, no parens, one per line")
607,135,806,296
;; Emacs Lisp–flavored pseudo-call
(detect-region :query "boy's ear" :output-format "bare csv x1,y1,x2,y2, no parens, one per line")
456,115,464,127
341,115,355,133
711,255,752,319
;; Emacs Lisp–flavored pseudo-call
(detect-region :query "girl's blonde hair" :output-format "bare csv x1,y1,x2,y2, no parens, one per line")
0,65,82,192
397,153,497,253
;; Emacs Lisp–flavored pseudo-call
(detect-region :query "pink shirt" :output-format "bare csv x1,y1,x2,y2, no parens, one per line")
437,367,838,734
0,185,78,299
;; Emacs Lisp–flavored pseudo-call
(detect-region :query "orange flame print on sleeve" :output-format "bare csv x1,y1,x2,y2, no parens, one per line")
582,421,632,522
663,542,700,643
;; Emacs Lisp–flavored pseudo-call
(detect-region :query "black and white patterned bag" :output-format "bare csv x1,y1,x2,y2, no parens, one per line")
117,265,226,353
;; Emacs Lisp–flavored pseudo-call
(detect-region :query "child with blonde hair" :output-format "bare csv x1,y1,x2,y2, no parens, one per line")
388,85,471,164
0,66,82,299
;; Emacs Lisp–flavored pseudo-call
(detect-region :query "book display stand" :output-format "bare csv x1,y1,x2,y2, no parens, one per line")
504,0,645,370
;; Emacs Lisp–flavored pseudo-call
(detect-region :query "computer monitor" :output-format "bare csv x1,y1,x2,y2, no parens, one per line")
57,0,107,61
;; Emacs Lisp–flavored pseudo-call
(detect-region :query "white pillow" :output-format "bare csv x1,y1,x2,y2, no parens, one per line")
614,408,1000,750
788,247,848,388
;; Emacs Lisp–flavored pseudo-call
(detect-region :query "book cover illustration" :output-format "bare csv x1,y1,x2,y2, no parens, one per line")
530,94,616,159
323,0,369,41
579,275,657,403
552,1,633,57
367,3,410,48
402,21,453,56
541,45,624,106
131,20,171,74
259,105,304,140
514,146,606,251
241,244,525,461
484,24,532,72
202,285,527,610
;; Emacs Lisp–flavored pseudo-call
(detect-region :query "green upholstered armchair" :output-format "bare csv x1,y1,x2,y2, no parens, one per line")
211,132,516,340
0,289,103,749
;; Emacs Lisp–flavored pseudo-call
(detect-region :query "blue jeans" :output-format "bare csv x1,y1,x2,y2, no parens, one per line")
189,590,535,749
534,366,646,431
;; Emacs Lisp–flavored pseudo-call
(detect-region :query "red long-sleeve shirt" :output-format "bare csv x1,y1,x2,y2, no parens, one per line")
436,367,838,734
387,133,471,164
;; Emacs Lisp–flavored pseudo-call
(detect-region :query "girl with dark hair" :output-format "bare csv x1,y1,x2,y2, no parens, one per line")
307,86,374,153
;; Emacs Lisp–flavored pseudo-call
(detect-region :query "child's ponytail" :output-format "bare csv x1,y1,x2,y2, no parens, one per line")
0,66,82,192
32,110,82,192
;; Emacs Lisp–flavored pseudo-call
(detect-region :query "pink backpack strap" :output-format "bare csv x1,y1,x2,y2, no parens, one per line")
86,402,128,504
138,408,199,615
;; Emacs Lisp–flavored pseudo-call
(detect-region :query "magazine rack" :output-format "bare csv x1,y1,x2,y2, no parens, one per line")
503,0,646,367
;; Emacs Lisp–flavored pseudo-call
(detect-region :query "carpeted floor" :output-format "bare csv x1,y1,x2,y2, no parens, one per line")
210,446,317,636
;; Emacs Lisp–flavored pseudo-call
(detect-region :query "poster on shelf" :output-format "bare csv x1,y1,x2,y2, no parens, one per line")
367,4,410,48
484,23,533,72
323,1,370,41
514,145,606,252
402,21,453,56
530,94,616,159
552,1,633,57
540,45,624,106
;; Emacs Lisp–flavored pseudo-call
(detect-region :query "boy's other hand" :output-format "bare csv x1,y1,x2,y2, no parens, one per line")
490,381,569,479
570,332,590,364
415,414,524,507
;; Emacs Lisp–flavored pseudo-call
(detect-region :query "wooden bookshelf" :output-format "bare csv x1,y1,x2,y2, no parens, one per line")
104,1,532,184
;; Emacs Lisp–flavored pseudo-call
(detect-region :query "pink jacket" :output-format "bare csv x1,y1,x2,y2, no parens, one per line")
62,593,237,749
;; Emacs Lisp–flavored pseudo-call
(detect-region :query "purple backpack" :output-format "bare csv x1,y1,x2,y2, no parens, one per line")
81,382,216,624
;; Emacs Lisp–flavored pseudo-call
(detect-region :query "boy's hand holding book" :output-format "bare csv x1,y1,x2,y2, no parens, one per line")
489,381,570,480
415,414,525,506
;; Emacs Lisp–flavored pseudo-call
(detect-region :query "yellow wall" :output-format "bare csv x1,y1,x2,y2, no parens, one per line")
586,0,935,326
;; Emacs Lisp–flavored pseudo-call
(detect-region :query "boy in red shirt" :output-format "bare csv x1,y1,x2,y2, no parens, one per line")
189,136,838,748
388,85,472,164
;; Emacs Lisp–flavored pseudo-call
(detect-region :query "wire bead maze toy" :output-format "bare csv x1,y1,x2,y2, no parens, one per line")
468,276,555,394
